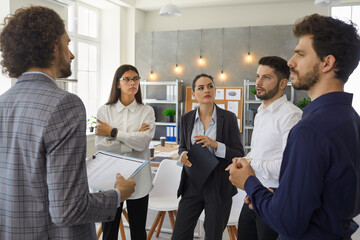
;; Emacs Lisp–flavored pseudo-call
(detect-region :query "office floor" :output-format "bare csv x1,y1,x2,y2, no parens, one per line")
95,218,360,240
95,223,232,240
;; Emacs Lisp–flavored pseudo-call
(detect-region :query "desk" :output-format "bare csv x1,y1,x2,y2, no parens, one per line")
150,143,179,167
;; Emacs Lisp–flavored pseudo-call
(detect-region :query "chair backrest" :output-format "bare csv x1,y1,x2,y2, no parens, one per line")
233,189,246,210
149,159,182,198
226,189,247,226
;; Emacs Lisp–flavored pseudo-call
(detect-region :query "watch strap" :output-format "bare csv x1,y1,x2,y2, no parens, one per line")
110,128,118,138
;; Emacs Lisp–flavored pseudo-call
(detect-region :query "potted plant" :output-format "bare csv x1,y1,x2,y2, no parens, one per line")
296,97,311,110
162,108,176,122
250,88,259,101
87,115,97,132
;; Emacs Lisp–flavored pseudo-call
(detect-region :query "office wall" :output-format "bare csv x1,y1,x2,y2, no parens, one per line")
99,5,121,105
134,1,329,103
140,1,328,32
9,0,67,20
135,25,308,103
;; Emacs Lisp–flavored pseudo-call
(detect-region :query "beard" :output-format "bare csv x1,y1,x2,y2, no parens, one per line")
257,80,280,100
291,63,319,90
58,56,72,78
57,42,72,78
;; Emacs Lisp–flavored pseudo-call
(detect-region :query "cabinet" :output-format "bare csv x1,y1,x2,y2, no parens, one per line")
242,79,295,154
140,79,184,143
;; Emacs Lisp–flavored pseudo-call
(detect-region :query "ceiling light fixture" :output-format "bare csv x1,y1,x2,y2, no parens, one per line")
314,0,341,6
174,30,181,73
159,3,181,17
246,26,253,63
199,29,204,65
150,32,155,80
220,28,225,80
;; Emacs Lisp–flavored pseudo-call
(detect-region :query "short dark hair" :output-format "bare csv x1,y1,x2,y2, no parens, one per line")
0,6,65,78
258,56,290,81
106,64,143,105
192,73,215,91
293,14,360,83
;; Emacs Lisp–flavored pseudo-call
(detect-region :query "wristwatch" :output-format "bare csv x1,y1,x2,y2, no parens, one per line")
110,128,118,138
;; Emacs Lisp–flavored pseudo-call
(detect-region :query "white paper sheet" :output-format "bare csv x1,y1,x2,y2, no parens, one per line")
155,150,178,157
226,89,241,100
215,89,225,100
87,151,153,199
227,101,239,117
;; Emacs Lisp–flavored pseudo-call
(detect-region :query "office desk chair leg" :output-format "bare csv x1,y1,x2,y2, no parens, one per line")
168,211,175,229
122,209,129,223
226,225,237,240
156,212,166,237
97,225,103,240
96,209,129,240
119,217,126,240
147,211,163,240
232,226,238,239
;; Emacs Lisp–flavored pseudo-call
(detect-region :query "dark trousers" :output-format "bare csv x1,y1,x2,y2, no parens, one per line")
238,203,278,240
102,195,148,240
171,177,232,240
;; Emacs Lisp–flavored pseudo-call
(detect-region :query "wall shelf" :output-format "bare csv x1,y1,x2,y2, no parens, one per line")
242,79,294,155
141,79,184,143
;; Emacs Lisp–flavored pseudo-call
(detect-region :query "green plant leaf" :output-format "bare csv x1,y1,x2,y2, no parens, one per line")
296,97,311,110
162,108,176,116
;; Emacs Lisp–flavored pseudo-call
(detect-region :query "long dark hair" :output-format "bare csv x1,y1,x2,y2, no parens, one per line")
106,64,143,105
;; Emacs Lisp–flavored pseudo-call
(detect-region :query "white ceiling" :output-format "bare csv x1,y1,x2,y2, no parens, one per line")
134,0,314,11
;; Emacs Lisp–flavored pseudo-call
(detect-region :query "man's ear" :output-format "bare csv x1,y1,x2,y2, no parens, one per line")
279,78,288,90
321,55,336,73
53,40,59,57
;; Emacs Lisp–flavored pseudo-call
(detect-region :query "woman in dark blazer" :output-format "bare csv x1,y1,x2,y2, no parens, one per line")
171,74,244,240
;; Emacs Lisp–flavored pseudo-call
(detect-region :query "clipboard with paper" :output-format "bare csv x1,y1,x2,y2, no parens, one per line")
185,143,219,191
86,151,153,199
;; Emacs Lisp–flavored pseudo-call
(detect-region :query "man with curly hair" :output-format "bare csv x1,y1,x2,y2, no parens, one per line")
227,14,360,240
0,6,135,240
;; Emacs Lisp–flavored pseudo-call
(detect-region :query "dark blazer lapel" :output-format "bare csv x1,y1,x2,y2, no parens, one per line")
186,110,196,150
216,106,224,142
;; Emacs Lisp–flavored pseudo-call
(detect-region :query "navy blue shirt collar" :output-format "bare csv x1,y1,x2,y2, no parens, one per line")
302,91,353,119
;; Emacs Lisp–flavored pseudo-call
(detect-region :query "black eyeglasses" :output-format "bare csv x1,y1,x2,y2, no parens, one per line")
119,76,141,82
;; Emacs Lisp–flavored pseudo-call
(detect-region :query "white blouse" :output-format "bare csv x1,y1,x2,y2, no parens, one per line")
95,99,155,160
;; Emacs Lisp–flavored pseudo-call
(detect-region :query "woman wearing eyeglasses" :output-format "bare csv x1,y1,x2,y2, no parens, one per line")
95,64,155,240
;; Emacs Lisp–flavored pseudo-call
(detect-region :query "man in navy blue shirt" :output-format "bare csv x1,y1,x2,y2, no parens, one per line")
227,14,360,240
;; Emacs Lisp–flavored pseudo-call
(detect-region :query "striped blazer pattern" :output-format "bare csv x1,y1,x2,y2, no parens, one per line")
0,73,118,240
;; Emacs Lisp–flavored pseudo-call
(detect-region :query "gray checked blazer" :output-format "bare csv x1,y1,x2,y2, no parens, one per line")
0,73,118,240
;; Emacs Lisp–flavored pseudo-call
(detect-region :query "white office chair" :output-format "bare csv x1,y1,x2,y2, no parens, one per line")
199,189,246,240
146,159,182,240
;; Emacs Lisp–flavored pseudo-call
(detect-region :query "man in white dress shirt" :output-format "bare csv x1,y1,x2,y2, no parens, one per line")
236,56,302,240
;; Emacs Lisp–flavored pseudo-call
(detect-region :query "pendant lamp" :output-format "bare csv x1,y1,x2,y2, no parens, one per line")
159,3,181,17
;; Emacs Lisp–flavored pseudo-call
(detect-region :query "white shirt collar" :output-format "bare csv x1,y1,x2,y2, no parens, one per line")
258,95,288,113
115,99,138,112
